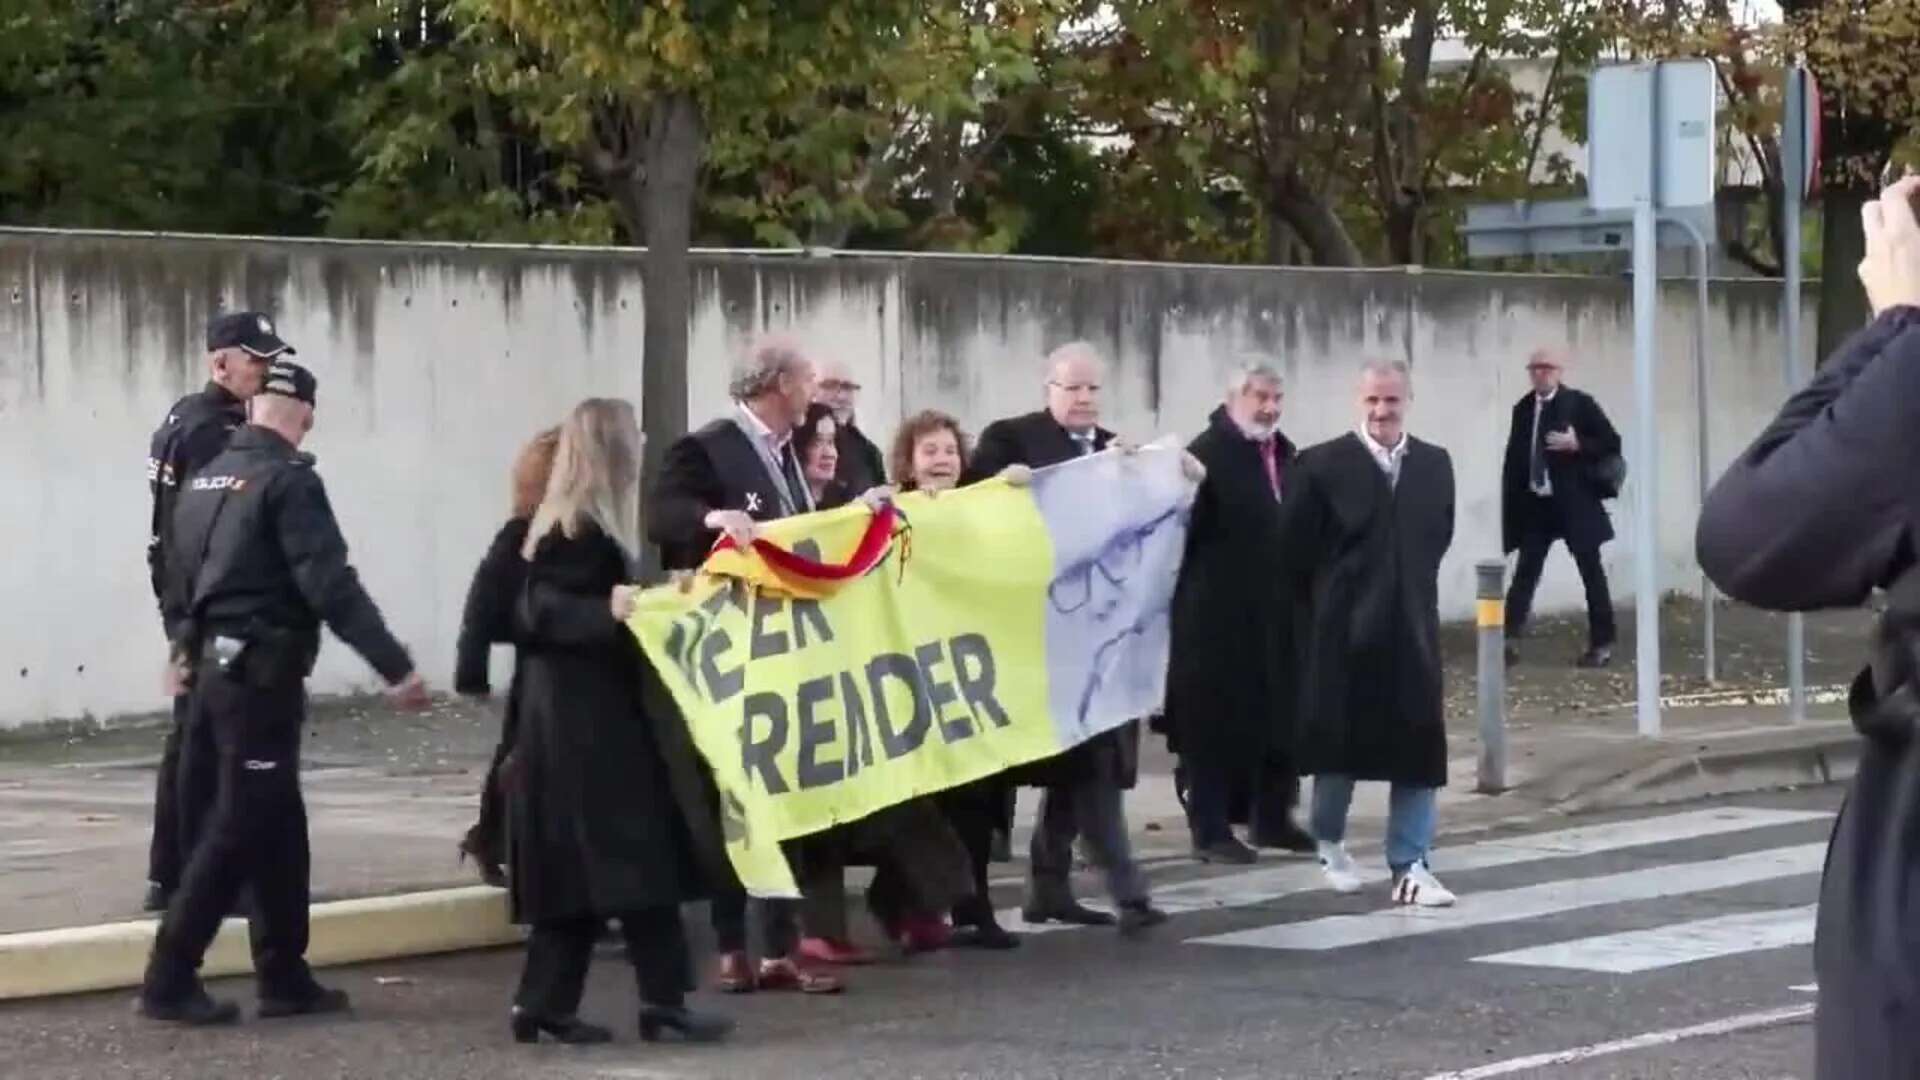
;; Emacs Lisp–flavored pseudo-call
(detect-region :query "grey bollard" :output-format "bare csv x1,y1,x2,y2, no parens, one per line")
1475,559,1509,794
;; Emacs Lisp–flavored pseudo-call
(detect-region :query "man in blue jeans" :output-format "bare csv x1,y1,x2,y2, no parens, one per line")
1278,359,1457,907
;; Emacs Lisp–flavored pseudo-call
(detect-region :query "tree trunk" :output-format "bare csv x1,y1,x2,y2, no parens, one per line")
1266,171,1362,267
639,92,705,572
1816,184,1870,366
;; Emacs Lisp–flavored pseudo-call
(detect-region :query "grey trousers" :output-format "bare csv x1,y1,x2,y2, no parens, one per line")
1026,780,1149,907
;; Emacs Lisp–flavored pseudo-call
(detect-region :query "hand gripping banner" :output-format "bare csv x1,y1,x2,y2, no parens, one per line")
627,443,1198,896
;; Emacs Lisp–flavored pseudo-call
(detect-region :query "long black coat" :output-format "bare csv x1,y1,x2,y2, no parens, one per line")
507,522,726,923
1163,407,1297,768
1694,305,1920,1080
1280,433,1455,787
834,420,887,494
1500,386,1620,554
965,409,1139,790
454,517,531,696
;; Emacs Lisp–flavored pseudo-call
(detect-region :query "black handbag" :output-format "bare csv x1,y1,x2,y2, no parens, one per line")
1588,452,1627,500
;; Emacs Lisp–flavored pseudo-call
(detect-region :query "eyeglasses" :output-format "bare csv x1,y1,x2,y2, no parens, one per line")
820,379,861,392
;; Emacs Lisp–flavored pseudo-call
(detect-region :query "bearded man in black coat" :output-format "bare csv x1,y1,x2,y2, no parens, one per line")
1500,347,1623,668
1164,363,1314,864
1280,359,1457,909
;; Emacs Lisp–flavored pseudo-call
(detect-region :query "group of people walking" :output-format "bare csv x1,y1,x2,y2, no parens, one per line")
133,311,1626,1048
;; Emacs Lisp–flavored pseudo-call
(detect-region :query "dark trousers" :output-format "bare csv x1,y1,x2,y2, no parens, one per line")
146,694,213,892
143,671,312,1002
1028,781,1148,907
1507,496,1616,648
515,906,687,1018
1183,753,1299,847
710,891,800,957
940,780,1004,929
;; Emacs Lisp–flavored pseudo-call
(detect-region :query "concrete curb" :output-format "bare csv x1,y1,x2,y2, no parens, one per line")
1529,722,1860,816
0,885,521,1002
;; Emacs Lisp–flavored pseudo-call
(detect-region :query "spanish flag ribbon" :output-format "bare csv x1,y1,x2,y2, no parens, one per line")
702,502,903,600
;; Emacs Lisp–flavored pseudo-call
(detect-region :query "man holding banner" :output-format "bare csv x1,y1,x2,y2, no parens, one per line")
968,342,1168,935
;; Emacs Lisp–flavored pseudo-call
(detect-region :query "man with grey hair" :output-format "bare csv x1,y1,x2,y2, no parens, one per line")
646,335,843,995
967,340,1167,935
814,359,887,492
1163,361,1314,864
1280,358,1459,907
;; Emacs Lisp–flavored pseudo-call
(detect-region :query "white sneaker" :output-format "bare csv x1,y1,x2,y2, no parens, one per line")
1317,841,1363,893
1392,861,1456,907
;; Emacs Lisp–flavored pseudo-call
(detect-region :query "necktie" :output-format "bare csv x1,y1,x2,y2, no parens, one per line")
1259,438,1280,498
1529,396,1549,490
776,441,808,515
1072,432,1094,457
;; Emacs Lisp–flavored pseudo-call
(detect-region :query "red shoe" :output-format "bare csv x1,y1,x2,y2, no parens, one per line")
898,914,953,954
715,951,755,994
756,956,844,994
798,936,876,966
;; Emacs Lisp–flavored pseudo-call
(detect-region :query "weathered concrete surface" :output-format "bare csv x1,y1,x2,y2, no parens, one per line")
0,228,1818,727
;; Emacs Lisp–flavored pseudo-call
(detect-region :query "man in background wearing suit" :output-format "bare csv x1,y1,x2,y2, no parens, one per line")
967,341,1167,936
1499,347,1623,669
815,359,888,493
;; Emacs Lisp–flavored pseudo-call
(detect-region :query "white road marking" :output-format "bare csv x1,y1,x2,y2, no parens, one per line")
1473,903,1818,973
1002,806,1829,935
1420,1004,1815,1079
1190,843,1826,951
1792,983,1819,993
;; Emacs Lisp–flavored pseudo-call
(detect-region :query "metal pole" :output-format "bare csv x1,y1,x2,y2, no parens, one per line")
1663,214,1716,684
1631,66,1664,739
1476,559,1509,793
1783,69,1809,724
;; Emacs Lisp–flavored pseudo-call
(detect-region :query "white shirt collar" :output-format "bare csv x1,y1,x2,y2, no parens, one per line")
737,401,787,450
1359,427,1408,462
1535,387,1559,404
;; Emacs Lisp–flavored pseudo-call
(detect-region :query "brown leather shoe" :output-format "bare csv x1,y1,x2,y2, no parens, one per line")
715,951,755,994
756,956,843,994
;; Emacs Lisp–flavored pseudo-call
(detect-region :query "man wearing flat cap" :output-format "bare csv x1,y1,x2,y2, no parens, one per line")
140,357,430,1027
140,311,294,914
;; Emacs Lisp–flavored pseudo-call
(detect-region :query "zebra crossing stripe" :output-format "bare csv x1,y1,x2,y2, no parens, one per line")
1189,843,1826,951
1472,903,1818,973
1421,1004,1816,1079
1002,806,1828,935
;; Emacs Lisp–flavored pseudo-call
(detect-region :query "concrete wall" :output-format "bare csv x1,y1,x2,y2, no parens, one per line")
0,229,1816,729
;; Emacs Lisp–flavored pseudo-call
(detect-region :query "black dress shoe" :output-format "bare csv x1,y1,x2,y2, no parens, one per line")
1118,901,1169,937
137,988,240,1026
1193,838,1257,865
1020,900,1115,926
510,1007,612,1045
638,1004,734,1043
951,923,1022,950
1250,821,1317,855
1576,646,1613,669
258,985,351,1019
142,882,172,913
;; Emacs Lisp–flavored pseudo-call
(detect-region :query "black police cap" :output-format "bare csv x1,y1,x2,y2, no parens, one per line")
206,311,294,358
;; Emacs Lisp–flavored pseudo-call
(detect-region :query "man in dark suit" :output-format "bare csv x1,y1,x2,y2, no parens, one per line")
1281,359,1457,908
815,359,887,493
1500,348,1623,668
967,341,1166,935
645,337,842,996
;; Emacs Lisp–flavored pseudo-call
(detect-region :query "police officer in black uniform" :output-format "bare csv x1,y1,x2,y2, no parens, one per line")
141,311,284,912
140,358,430,1026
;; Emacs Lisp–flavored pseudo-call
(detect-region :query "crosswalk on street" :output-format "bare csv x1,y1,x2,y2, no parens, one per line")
1004,804,1832,980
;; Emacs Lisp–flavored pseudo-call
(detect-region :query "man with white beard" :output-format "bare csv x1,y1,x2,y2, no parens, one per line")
1162,364,1316,863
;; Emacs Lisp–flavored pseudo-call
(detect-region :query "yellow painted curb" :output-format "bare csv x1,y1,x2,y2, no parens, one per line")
0,886,524,1001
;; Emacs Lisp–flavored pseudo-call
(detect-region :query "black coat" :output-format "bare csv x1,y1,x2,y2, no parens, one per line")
1280,433,1455,787
965,409,1138,790
834,420,887,494
1163,407,1297,768
506,522,726,922
648,416,807,572
1500,386,1621,554
1693,305,1920,1079
454,517,531,696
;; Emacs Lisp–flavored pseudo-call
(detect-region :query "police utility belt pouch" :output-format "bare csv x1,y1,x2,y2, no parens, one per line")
206,625,318,688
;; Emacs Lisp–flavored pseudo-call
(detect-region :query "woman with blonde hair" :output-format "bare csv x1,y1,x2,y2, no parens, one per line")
505,398,731,1045
454,425,561,886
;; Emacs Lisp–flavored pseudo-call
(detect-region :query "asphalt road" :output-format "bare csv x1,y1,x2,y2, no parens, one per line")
0,787,1838,1080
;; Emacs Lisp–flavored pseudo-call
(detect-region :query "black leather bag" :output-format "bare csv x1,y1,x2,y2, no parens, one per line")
1588,452,1628,500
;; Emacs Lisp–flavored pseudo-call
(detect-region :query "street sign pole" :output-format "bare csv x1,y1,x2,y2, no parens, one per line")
1632,194,1662,737
1781,66,1816,725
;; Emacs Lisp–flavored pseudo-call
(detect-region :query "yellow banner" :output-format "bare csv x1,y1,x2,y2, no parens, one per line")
628,447,1196,896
